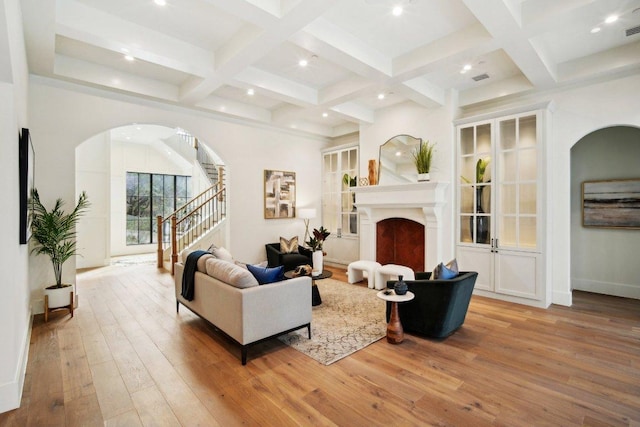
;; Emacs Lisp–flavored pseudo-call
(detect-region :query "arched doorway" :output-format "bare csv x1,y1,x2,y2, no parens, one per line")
75,124,224,269
570,125,640,299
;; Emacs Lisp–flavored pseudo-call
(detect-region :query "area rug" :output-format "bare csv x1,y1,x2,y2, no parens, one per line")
278,278,387,365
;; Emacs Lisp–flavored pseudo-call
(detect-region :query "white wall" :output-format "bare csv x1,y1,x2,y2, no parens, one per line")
28,78,327,302
570,126,640,299
76,132,110,268
0,0,30,413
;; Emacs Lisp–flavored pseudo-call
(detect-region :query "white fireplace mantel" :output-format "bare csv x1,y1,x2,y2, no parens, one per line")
352,181,449,270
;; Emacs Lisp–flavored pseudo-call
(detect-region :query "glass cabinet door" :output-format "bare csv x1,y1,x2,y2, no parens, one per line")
458,122,492,245
322,146,358,236
496,114,538,250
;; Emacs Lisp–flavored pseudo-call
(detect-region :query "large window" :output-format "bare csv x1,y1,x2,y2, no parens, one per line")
126,172,191,245
322,146,358,236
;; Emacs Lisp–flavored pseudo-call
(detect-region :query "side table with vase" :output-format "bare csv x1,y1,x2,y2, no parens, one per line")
376,289,415,344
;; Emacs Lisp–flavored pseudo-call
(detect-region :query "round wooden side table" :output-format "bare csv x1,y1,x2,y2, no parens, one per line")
376,290,415,344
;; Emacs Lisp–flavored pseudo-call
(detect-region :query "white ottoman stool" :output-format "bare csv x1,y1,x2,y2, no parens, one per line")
375,264,415,290
347,260,382,289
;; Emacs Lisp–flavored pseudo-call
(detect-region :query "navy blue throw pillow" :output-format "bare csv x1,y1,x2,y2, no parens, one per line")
247,264,284,285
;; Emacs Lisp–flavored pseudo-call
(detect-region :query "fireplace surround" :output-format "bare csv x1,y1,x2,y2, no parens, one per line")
352,182,449,271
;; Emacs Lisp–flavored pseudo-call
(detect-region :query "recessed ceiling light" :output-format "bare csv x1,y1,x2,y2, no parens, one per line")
154,0,167,6
247,88,254,96
124,55,135,61
605,15,618,24
322,112,328,118
395,151,402,156
298,59,308,67
392,6,403,16
591,27,601,33
463,64,472,71
378,93,385,100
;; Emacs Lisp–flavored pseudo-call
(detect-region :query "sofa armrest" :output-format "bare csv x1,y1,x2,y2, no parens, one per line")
241,276,312,343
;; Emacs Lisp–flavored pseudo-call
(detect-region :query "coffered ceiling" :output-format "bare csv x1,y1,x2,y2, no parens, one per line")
20,0,640,137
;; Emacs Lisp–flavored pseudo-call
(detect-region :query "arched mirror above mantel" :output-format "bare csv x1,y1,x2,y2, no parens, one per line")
378,134,421,185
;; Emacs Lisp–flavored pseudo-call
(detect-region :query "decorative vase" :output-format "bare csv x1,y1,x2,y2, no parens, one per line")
417,173,430,182
312,250,323,276
470,187,489,244
394,275,408,295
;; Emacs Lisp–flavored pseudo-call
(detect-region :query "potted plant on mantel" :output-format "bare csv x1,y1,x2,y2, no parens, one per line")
30,188,90,321
306,226,330,276
412,140,435,181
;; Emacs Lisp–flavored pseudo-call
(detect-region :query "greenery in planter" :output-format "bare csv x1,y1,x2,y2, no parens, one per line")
412,140,435,174
306,226,330,251
461,157,491,184
30,189,90,288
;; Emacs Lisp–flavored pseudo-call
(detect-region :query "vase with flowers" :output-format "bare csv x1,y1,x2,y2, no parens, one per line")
306,226,330,276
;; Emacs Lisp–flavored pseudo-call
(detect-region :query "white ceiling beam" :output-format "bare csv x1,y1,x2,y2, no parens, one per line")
319,77,375,106
459,74,533,106
56,0,213,77
558,41,640,83
54,55,180,101
331,101,374,124
179,0,340,104
196,95,272,123
303,17,392,76
233,66,318,106
398,77,446,107
393,23,495,77
463,0,558,87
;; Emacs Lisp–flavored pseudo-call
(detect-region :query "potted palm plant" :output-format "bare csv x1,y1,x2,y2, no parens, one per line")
412,140,435,181
30,188,90,319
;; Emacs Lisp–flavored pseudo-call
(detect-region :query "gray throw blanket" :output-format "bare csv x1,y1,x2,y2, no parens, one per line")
181,250,209,301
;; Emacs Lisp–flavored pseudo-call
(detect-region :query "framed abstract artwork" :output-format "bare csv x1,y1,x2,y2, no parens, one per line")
264,169,296,219
582,179,640,229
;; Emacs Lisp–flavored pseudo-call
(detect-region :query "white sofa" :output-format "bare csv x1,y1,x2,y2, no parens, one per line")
174,261,312,365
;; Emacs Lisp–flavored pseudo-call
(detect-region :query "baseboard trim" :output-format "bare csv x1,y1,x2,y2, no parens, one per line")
0,308,32,413
552,290,572,307
573,278,640,300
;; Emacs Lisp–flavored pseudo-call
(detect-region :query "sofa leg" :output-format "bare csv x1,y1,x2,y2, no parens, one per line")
176,300,180,313
307,323,311,339
241,347,247,365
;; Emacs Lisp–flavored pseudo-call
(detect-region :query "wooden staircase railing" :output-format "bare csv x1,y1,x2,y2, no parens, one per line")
157,180,226,274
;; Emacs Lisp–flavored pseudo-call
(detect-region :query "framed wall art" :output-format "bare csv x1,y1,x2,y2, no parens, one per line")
582,179,640,229
264,169,296,219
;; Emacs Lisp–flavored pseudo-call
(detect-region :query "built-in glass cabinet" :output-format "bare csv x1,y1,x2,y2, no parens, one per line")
456,110,545,304
322,146,358,236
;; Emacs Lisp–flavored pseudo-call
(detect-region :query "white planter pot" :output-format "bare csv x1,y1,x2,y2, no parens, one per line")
418,172,430,182
312,250,324,276
44,284,74,309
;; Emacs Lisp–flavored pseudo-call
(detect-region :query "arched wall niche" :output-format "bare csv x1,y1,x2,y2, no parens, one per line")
569,125,640,299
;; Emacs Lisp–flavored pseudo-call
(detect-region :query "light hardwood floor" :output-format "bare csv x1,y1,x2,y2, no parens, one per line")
1,263,639,426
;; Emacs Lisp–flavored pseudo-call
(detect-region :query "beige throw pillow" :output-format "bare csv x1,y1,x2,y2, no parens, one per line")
280,236,299,254
205,258,259,289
